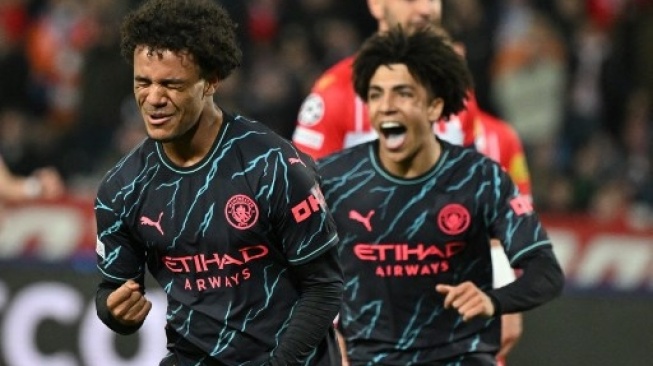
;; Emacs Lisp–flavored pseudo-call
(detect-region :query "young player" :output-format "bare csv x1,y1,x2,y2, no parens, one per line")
293,2,530,361
94,1,343,364
317,27,564,365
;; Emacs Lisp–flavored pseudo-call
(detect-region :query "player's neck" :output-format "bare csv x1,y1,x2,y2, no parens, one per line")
381,138,441,179
162,105,223,167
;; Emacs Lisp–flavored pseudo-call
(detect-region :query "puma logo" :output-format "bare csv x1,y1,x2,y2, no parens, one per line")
349,209,375,232
140,212,164,235
289,157,305,166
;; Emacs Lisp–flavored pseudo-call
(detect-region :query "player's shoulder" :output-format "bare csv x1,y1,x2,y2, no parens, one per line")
441,138,497,170
229,113,314,164
229,113,297,151
316,142,370,173
103,138,152,178
98,137,152,193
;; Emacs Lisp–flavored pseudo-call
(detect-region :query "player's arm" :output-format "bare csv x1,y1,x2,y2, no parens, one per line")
436,167,563,320
487,249,564,313
266,149,344,365
268,247,343,365
95,179,150,335
486,168,564,315
490,238,522,360
435,237,562,320
96,279,151,335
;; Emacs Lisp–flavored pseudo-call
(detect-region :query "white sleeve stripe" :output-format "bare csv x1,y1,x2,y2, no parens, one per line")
491,245,516,288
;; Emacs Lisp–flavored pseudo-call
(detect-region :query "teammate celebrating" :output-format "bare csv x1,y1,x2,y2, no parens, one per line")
317,27,564,365
94,1,343,365
293,1,530,362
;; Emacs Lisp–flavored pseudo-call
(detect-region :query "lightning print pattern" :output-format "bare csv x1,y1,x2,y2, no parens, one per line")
317,140,553,365
95,113,339,365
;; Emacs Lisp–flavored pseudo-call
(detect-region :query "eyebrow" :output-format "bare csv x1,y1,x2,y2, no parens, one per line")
369,84,415,92
134,76,186,84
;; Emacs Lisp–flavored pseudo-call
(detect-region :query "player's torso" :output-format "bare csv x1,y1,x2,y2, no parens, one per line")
318,143,500,362
109,116,326,363
126,128,285,292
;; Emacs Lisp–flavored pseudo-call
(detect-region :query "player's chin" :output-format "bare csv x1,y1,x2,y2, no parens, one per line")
145,126,176,142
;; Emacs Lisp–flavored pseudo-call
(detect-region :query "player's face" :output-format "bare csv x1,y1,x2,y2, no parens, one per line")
133,47,215,142
366,64,443,170
369,0,442,33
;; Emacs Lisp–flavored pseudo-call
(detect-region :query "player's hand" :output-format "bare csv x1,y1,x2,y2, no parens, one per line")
435,281,495,321
106,280,151,326
32,167,65,199
497,313,522,359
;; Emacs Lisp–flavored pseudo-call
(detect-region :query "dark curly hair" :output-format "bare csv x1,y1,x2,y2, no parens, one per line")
353,27,472,120
120,0,242,80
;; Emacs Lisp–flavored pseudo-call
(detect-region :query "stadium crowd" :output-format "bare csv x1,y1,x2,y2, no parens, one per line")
1,0,652,226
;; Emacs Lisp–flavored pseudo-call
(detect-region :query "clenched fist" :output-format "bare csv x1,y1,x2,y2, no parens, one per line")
107,280,152,326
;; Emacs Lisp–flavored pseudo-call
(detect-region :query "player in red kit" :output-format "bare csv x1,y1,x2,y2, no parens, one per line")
293,58,378,157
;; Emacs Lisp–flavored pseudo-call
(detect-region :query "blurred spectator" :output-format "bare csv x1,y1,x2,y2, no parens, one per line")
442,0,498,114
491,7,568,207
0,108,61,175
56,0,132,177
492,10,567,150
0,0,31,113
243,53,303,139
24,0,96,127
622,89,653,209
0,153,64,203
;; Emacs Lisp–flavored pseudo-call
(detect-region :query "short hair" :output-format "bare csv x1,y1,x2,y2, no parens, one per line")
353,27,472,119
120,0,242,80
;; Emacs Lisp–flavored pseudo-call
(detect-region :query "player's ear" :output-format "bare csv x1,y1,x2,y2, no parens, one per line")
203,76,219,97
427,97,444,121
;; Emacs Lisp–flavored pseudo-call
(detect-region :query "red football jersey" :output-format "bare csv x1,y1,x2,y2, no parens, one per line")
475,110,532,197
292,56,377,159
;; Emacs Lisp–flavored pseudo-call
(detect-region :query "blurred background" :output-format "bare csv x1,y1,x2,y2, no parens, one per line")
0,0,651,365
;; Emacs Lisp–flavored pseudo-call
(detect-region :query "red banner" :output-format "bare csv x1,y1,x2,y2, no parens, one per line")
0,196,96,260
541,214,653,292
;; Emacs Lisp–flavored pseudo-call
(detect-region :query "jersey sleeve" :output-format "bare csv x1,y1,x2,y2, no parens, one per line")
268,150,339,265
483,163,551,267
95,178,146,284
292,77,352,160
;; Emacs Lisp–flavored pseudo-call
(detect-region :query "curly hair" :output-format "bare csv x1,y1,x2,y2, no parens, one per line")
120,0,242,80
353,27,472,119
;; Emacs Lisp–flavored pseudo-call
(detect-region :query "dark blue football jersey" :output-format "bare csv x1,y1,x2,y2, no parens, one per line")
95,113,340,365
317,139,552,365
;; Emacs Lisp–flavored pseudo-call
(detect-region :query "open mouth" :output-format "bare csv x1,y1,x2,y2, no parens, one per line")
379,122,407,150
